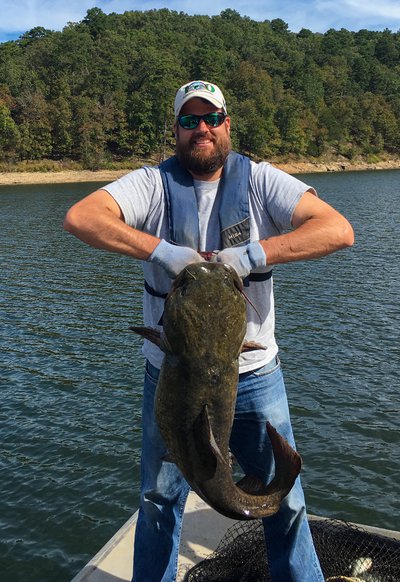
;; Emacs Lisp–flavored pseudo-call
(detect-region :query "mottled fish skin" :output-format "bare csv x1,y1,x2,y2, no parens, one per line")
132,262,301,520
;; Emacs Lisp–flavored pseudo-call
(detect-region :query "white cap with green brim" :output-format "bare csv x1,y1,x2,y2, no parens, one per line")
174,80,227,117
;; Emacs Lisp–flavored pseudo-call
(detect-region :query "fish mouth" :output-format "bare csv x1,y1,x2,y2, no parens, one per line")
171,263,243,296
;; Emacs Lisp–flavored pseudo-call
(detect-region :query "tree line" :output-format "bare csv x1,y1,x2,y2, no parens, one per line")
0,7,399,168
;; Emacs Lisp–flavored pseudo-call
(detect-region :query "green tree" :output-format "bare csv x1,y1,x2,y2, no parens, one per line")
227,61,278,157
48,78,73,159
0,9,398,164
15,89,52,159
0,86,20,160
274,94,308,155
375,29,399,67
72,96,107,167
82,7,109,39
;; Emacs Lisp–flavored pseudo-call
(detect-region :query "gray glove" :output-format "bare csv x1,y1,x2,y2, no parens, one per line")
148,239,204,278
214,242,266,278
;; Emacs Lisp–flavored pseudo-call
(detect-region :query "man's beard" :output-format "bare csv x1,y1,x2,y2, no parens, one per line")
175,131,231,175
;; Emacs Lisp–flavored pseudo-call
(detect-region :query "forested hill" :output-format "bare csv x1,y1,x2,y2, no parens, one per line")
0,7,399,169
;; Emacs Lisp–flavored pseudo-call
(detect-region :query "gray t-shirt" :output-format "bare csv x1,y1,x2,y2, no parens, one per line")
103,160,315,372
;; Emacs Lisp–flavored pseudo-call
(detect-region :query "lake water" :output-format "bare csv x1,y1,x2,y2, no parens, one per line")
1,170,399,581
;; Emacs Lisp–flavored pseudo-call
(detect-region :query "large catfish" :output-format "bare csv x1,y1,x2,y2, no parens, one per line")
132,262,301,520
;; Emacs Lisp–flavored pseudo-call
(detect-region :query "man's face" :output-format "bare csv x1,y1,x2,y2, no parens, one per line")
174,97,231,178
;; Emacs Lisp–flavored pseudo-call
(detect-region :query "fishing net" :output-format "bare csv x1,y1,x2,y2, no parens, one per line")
183,517,400,581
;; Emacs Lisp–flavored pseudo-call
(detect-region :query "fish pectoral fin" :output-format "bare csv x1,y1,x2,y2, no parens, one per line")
130,326,171,352
192,404,226,478
236,474,270,495
130,326,161,344
241,340,267,352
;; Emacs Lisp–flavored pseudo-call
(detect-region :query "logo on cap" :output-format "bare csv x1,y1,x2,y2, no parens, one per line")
184,81,216,95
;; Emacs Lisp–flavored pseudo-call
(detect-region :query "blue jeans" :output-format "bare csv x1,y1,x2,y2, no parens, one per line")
132,358,324,582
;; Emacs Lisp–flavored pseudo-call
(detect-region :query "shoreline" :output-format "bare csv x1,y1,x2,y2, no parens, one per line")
0,159,399,185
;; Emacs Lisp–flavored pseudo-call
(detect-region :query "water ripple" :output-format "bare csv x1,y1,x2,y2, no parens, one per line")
1,173,399,581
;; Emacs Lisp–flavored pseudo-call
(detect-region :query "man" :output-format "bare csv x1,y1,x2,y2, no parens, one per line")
64,80,354,581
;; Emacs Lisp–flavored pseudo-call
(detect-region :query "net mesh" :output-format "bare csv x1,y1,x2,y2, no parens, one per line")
183,518,400,581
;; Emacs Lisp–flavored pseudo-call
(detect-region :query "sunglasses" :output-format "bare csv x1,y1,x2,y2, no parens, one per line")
177,112,226,130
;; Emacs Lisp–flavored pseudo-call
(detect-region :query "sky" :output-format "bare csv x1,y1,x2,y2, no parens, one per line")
0,0,399,42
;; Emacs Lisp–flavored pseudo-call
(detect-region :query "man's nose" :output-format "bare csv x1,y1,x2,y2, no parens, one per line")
197,118,209,131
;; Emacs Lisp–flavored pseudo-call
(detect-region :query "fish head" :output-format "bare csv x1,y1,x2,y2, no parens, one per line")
163,262,247,359
171,262,243,296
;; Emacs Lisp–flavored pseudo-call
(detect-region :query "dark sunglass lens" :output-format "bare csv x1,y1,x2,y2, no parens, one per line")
204,113,224,127
179,115,199,129
178,112,225,129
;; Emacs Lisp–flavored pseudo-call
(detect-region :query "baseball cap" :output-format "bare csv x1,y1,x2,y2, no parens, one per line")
174,80,227,117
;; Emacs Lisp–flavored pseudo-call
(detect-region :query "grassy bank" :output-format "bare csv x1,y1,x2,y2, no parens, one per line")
1,155,399,185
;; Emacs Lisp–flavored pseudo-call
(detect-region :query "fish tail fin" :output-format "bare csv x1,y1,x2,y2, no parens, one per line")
264,422,302,495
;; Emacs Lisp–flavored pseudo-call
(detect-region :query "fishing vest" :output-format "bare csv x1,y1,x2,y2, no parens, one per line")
145,152,272,301
159,151,251,250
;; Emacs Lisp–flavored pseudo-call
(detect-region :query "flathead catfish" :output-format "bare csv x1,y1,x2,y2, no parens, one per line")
132,262,301,520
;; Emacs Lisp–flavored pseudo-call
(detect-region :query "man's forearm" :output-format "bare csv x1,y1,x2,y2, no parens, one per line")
63,190,160,260
260,212,354,266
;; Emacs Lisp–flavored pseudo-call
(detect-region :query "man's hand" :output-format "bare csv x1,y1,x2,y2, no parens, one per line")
214,241,266,278
148,239,204,278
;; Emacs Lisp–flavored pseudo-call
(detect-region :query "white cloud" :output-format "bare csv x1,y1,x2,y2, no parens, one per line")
0,0,91,34
315,0,400,28
0,0,399,42
344,0,400,19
